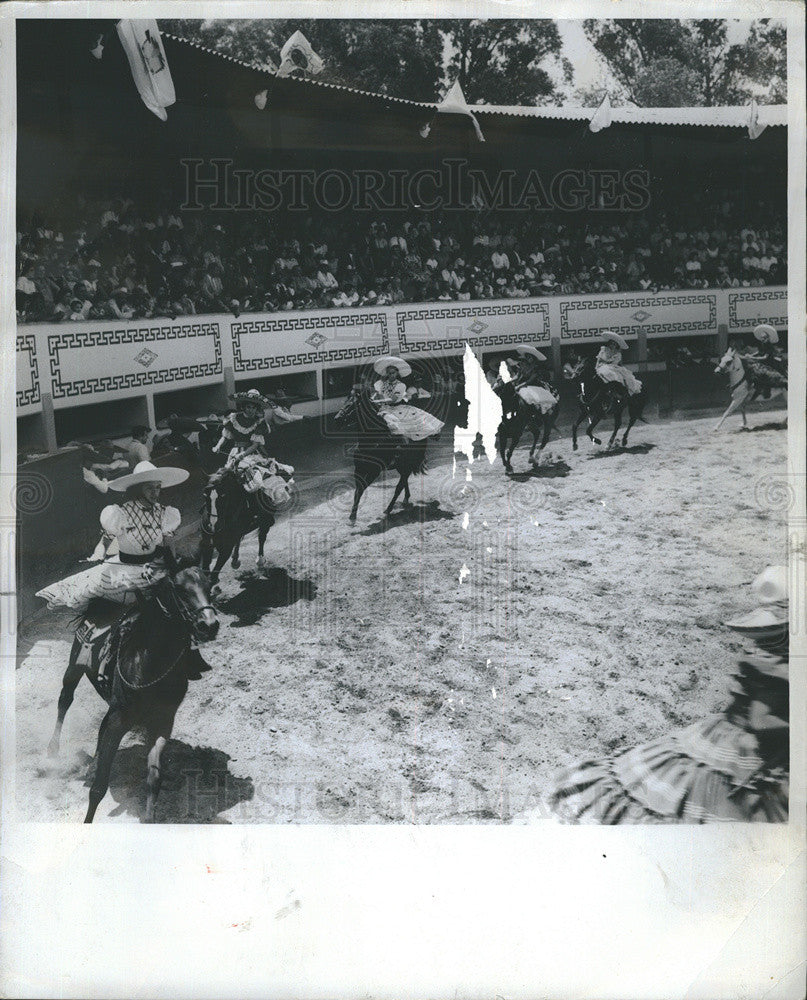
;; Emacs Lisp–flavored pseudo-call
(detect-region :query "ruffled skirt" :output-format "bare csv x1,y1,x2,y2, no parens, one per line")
36,558,167,611
596,363,643,395
379,404,444,441
550,714,788,824
517,385,559,413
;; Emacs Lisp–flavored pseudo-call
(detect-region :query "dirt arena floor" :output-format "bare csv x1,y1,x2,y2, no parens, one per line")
15,410,789,823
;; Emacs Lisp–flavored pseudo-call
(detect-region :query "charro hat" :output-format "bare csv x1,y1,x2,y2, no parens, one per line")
108,461,189,492
725,565,789,634
753,324,779,344
601,330,629,351
514,345,547,363
232,388,270,409
373,355,412,377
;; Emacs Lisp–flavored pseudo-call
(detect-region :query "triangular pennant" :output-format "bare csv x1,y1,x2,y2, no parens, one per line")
589,94,612,133
276,30,323,78
438,80,485,142
116,19,175,122
748,98,767,140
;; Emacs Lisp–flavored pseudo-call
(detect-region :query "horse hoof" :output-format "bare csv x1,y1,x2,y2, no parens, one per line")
256,557,266,569
231,558,241,569
348,514,357,524
46,741,59,759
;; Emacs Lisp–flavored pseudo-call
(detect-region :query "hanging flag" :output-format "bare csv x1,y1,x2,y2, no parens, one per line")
90,33,105,60
438,80,485,142
254,89,269,110
116,19,176,122
748,98,767,140
276,31,323,78
589,93,612,133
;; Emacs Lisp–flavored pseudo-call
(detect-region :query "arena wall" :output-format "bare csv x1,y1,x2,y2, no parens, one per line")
17,286,787,443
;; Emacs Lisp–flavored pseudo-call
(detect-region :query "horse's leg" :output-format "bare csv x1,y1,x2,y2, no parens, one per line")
349,461,380,522
714,388,747,431
85,708,129,823
256,517,273,569
144,712,174,823
48,639,84,757
385,473,408,516
621,401,640,448
587,412,602,446
528,421,541,464
534,412,555,462
505,416,525,470
571,408,586,451
607,402,623,449
230,534,242,569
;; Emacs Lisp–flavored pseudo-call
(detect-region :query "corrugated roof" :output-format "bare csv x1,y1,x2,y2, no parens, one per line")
162,32,788,127
473,103,788,127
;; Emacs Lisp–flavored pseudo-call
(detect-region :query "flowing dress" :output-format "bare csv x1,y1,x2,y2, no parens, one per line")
595,344,643,395
373,379,444,441
550,649,788,824
36,500,181,610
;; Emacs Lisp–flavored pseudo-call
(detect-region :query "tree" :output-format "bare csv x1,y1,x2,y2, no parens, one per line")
633,57,701,107
161,18,570,106
583,18,787,106
160,19,444,102
438,19,569,105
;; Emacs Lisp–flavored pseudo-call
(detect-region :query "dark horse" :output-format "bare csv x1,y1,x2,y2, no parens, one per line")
47,561,220,823
493,379,559,473
200,469,278,581
334,388,429,522
563,354,647,450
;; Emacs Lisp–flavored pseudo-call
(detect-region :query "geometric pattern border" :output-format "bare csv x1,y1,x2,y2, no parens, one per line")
559,294,717,340
48,323,222,399
231,312,389,372
16,333,40,407
727,288,787,331
396,302,551,353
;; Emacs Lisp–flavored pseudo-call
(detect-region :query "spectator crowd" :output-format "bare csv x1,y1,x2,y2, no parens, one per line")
16,189,786,324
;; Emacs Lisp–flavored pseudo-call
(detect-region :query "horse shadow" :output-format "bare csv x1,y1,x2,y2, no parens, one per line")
508,460,572,480
89,739,255,823
587,442,656,460
359,501,457,536
220,568,318,627
737,421,788,433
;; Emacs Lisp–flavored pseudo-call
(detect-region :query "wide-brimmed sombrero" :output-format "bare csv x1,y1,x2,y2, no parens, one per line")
373,355,412,377
601,331,629,351
754,324,779,344
108,461,189,492
231,388,270,408
514,345,547,363
725,565,789,633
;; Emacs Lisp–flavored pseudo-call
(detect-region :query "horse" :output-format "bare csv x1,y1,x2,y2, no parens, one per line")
46,561,220,823
334,388,429,522
493,379,559,473
713,347,787,431
200,467,279,581
563,355,647,450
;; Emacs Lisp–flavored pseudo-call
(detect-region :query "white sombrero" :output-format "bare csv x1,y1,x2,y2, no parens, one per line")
108,461,189,492
602,330,629,351
373,355,412,377
725,565,789,632
754,324,779,344
514,345,547,363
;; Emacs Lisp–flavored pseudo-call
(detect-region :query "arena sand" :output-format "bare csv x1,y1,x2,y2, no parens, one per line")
15,413,789,823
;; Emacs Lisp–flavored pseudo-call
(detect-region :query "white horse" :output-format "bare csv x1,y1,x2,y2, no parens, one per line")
713,347,786,431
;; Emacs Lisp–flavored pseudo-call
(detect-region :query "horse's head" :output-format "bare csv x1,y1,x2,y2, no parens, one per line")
157,563,220,643
715,347,738,376
563,354,590,380
333,389,360,426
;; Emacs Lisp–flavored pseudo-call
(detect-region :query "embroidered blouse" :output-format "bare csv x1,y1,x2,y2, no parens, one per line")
220,413,271,450
100,500,181,557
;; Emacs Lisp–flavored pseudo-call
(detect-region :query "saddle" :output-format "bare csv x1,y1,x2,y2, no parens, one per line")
75,600,137,691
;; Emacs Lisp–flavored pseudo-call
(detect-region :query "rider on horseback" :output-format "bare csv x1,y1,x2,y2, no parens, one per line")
35,460,211,682
737,325,787,399
208,389,294,510
592,331,643,407
509,344,559,414
370,356,445,442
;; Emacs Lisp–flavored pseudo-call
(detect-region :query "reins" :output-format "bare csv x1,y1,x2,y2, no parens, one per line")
115,582,214,691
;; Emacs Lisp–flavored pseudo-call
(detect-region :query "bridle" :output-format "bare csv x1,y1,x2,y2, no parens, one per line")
717,350,747,392
116,575,215,691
